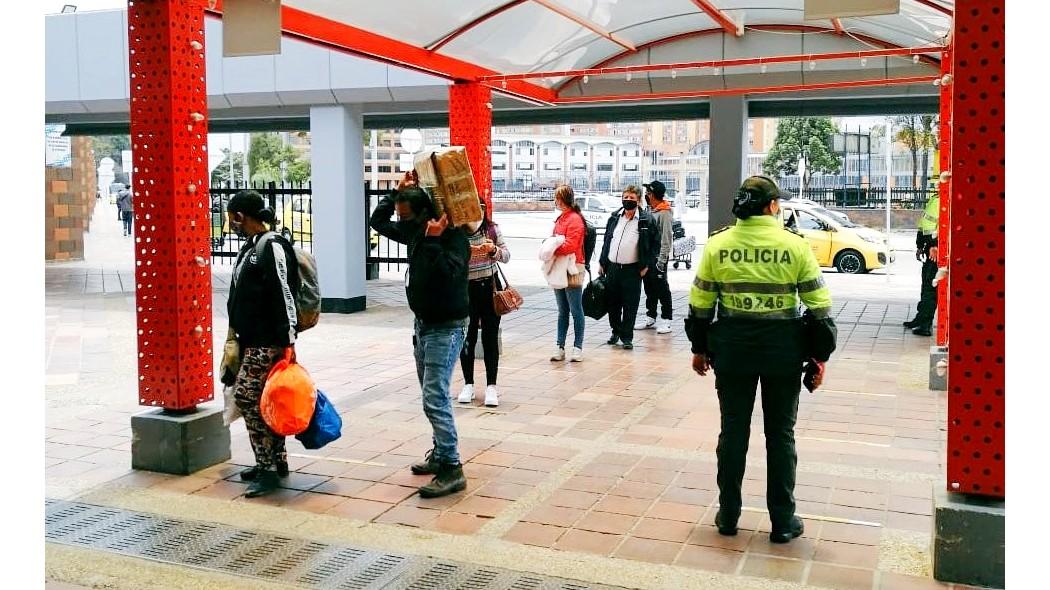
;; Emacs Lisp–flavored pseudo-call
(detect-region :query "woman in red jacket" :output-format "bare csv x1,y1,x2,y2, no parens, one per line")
550,185,586,362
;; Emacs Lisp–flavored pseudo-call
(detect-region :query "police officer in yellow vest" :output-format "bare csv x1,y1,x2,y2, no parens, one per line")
685,176,837,544
904,189,940,336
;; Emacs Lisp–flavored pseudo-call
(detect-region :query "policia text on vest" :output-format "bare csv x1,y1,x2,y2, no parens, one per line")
717,248,794,264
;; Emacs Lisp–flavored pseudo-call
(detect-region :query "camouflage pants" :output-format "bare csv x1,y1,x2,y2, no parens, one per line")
234,346,286,471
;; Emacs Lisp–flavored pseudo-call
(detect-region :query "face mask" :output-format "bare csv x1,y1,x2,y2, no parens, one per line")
396,217,423,236
622,200,638,211
230,216,248,239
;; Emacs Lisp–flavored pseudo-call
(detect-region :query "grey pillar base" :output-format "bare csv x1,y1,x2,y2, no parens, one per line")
474,327,503,359
131,407,231,475
932,489,1005,588
322,296,366,314
929,345,948,391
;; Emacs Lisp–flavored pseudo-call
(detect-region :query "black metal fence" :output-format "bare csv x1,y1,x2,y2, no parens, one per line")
365,187,410,273
209,181,313,263
781,186,930,209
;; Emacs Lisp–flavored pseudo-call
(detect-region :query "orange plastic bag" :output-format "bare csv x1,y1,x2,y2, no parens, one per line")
260,348,317,436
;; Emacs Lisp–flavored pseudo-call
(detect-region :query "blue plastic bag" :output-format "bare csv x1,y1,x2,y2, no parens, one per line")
294,389,342,450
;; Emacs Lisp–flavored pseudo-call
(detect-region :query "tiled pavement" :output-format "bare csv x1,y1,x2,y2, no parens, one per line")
44,202,976,590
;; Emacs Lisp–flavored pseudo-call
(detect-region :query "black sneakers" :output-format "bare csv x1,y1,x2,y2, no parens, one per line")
418,463,467,498
902,319,917,328
912,326,932,336
411,449,441,476
240,460,289,481
769,516,805,544
622,342,634,350
606,334,620,346
244,470,280,498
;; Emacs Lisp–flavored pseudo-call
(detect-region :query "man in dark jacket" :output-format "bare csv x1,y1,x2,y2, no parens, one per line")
370,171,470,498
598,185,658,350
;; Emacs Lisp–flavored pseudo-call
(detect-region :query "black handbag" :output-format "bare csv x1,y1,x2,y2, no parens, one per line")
582,273,609,320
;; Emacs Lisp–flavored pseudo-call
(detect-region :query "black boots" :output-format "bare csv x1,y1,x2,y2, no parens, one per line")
411,450,441,476
769,516,805,544
240,459,289,481
911,326,932,336
244,470,280,498
902,319,917,328
606,334,620,345
418,463,466,498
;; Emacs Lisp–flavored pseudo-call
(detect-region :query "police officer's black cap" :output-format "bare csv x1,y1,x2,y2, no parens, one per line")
738,176,785,204
643,180,666,198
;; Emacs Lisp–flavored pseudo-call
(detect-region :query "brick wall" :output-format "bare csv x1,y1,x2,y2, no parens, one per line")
45,138,96,261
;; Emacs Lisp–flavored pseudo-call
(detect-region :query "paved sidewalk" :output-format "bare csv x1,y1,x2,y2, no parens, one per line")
45,202,969,590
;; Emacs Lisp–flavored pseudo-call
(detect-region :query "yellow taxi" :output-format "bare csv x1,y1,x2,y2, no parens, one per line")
278,195,379,250
779,200,894,274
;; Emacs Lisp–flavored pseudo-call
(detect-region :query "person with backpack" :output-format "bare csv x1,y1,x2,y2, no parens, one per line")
117,186,134,236
370,171,470,499
635,180,674,334
457,200,511,408
549,185,587,363
225,190,302,498
598,185,658,350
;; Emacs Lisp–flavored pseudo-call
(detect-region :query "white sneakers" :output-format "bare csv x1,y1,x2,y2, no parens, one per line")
459,384,499,407
552,346,583,362
457,384,475,404
484,385,499,407
635,316,656,330
636,316,673,334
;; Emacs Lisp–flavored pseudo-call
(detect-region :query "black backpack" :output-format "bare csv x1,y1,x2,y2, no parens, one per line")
582,216,597,270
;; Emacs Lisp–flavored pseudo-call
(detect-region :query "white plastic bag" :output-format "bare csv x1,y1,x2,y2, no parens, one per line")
223,385,242,426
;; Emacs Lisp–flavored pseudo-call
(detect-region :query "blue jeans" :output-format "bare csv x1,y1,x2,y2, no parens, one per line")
554,287,585,349
414,319,467,465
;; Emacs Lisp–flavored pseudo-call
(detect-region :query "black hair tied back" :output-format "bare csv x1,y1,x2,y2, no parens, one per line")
732,188,759,219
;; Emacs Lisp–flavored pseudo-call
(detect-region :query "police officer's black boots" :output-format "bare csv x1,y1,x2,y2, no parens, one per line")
902,319,918,328
418,463,467,498
769,516,804,544
411,449,441,475
240,459,289,481
244,470,280,498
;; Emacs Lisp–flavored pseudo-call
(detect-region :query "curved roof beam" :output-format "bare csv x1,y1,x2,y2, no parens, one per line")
553,23,942,93
426,1,528,52
529,0,637,51
913,0,954,16
689,0,744,36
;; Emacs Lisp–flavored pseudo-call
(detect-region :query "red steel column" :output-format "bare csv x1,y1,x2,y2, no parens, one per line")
128,0,214,410
945,0,1004,498
449,82,493,219
936,49,952,347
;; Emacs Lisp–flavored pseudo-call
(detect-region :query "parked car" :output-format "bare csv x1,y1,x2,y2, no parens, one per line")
576,194,620,232
279,195,313,245
785,197,853,225
779,200,894,274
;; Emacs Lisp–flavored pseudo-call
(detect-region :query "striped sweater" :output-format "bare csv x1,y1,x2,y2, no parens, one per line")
467,223,511,281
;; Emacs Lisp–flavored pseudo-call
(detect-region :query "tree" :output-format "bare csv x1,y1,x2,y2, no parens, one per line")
91,135,131,175
893,116,921,188
762,117,840,191
917,115,938,188
210,148,246,185
247,132,311,184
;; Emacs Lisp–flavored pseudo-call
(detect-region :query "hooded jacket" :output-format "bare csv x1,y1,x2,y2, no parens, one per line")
228,232,301,349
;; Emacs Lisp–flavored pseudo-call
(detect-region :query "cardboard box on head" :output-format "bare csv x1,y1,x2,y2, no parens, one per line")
413,147,483,233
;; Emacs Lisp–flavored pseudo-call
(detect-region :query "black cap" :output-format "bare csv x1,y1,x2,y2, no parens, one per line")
643,180,666,198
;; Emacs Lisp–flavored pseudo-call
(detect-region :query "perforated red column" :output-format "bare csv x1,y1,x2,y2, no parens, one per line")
946,0,1004,498
449,82,493,219
936,49,952,347
128,0,214,410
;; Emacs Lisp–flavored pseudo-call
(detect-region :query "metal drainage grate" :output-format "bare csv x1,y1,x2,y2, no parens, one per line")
45,500,622,590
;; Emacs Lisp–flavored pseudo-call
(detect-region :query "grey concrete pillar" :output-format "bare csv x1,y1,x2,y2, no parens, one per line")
310,105,366,313
707,96,748,234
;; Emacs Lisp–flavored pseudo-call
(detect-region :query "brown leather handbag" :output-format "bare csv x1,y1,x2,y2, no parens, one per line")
492,263,523,315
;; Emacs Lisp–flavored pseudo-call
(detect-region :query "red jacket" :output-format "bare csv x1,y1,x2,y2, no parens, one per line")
553,209,585,262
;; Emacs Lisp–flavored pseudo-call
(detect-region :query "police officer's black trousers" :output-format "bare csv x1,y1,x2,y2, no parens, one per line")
713,369,801,529
913,259,938,328
605,262,643,343
642,270,673,320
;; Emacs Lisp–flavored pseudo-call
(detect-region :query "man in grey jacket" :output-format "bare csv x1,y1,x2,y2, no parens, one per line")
636,180,674,334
